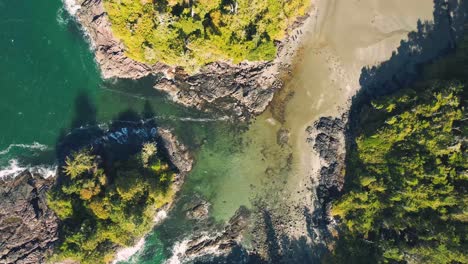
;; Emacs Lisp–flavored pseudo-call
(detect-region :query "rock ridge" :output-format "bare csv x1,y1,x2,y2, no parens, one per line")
0,171,59,264
72,0,315,119
307,116,346,229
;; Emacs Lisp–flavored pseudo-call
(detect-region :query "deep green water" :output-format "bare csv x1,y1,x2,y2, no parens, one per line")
0,1,278,262
0,0,218,171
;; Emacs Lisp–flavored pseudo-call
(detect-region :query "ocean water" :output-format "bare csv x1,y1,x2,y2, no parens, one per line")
0,0,219,175
1,0,443,263
0,0,271,262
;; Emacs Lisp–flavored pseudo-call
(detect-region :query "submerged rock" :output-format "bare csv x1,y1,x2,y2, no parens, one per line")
175,206,251,262
185,198,211,221
0,171,59,264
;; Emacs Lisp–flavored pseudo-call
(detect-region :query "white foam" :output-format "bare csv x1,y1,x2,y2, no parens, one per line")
0,142,48,156
154,210,168,224
29,165,58,179
0,159,25,178
0,159,57,179
111,209,169,263
113,237,146,264
56,6,70,27
62,0,81,16
165,239,190,264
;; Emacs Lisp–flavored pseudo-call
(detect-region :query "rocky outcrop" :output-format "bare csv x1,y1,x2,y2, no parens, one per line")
70,0,313,119
158,128,193,187
154,62,281,119
0,127,191,264
306,116,346,227
178,206,251,262
184,198,210,221
73,0,160,79
0,171,59,264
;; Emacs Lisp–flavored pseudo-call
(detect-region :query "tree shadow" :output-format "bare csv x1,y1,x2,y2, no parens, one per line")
54,92,178,184
343,0,468,183
322,0,468,262
219,1,468,264
196,2,468,262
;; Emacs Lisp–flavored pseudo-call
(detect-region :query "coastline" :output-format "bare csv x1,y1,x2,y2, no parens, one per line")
66,0,317,120
111,127,194,264
245,0,437,255
0,123,192,264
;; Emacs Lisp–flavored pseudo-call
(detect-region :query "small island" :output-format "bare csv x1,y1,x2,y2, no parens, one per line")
47,142,175,263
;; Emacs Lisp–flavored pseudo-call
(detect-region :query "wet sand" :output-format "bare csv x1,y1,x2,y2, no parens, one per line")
123,1,438,261
252,0,435,239
199,0,435,227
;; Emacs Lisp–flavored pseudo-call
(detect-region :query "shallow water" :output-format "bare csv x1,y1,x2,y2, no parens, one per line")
129,1,436,261
0,0,437,263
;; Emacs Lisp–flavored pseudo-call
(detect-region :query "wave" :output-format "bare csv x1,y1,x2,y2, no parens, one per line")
113,237,146,264
56,6,69,27
164,232,226,264
0,142,49,156
0,159,57,179
154,209,168,224
62,0,81,16
165,239,190,264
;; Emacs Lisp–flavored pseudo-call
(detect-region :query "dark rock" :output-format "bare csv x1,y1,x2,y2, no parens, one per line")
72,0,316,121
155,62,281,120
307,116,346,228
185,198,210,221
184,206,251,260
73,0,282,120
0,171,59,264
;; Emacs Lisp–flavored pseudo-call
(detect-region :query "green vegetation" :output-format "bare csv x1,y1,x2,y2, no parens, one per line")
330,82,467,263
103,0,310,71
47,143,175,263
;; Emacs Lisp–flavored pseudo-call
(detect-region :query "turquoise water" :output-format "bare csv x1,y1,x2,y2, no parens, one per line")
0,0,218,170
0,1,270,262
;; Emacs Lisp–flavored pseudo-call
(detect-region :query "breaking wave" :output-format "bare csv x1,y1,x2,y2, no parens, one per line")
165,239,190,264
56,6,69,27
0,159,57,179
62,0,81,16
0,142,48,156
113,237,146,264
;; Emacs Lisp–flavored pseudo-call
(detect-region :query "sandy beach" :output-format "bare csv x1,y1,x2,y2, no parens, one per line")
258,0,436,240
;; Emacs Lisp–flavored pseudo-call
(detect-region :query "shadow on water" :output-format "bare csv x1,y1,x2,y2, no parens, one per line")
197,0,468,263
54,90,183,184
52,88,238,262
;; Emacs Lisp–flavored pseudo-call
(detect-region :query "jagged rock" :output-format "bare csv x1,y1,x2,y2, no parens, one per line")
183,206,251,260
0,171,59,264
307,116,346,228
154,61,281,119
158,128,193,185
185,198,210,221
74,0,161,79
71,0,310,120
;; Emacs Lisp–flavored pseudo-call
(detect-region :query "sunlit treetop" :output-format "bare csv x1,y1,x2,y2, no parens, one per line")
104,0,311,71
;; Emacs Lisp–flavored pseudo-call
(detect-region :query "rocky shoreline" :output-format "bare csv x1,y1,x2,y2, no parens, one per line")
307,116,346,232
0,171,59,264
70,0,316,120
0,127,192,264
